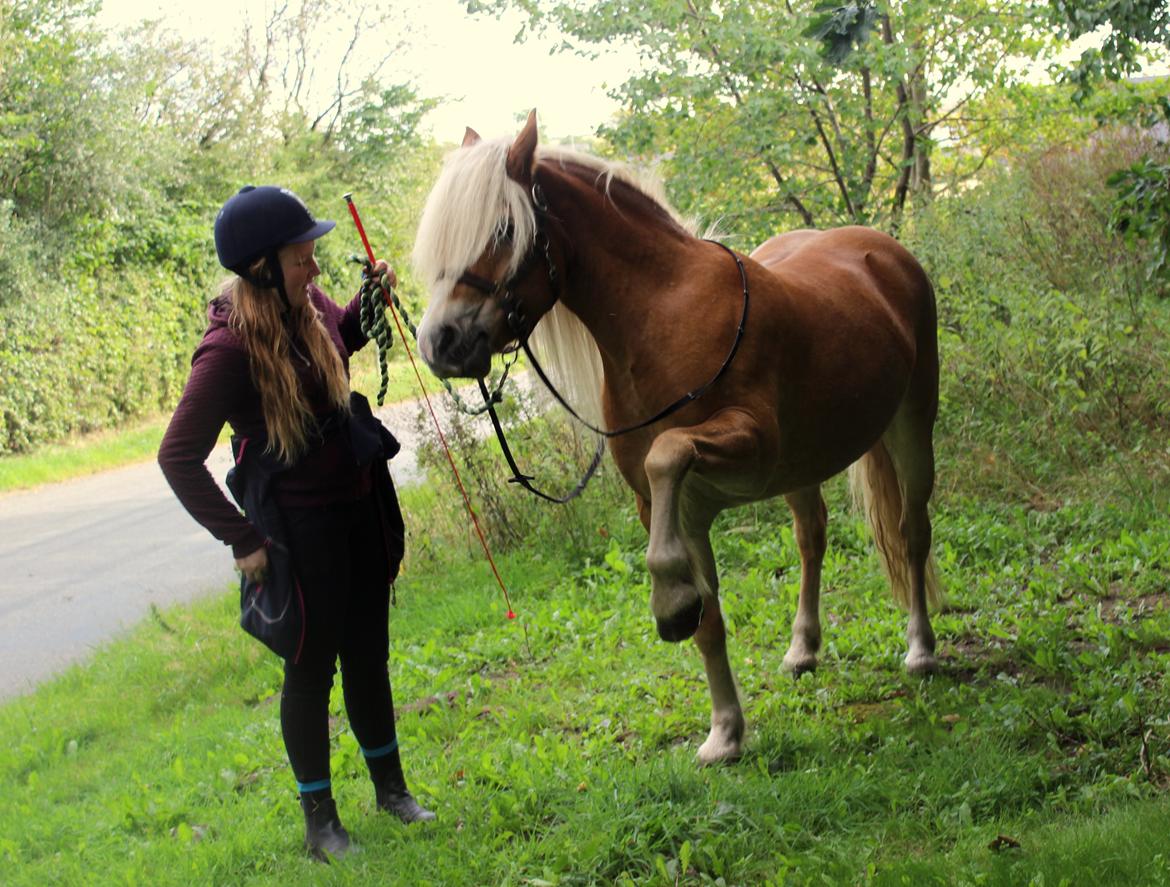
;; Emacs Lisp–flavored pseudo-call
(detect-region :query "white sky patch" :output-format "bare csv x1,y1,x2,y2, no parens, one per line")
95,0,638,142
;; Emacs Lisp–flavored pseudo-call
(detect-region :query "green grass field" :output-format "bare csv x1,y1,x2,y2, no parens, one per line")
3,471,1168,885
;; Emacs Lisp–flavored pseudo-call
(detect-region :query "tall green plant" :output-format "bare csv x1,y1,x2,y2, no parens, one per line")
1109,153,1170,296
903,129,1170,499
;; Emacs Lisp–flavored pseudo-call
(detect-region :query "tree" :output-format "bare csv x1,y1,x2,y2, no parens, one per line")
466,0,1053,240
0,0,136,230
1047,0,1170,102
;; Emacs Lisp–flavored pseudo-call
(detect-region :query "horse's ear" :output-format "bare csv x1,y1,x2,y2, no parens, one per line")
462,127,481,147
505,109,538,185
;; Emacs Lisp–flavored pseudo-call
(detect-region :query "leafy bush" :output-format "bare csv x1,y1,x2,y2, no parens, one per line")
0,264,209,453
902,127,1170,500
409,377,636,568
1109,154,1170,295
0,201,45,309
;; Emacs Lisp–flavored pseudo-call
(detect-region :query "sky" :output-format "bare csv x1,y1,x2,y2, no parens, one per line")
94,0,639,143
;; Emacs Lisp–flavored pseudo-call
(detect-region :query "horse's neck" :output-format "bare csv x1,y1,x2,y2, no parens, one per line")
550,181,697,363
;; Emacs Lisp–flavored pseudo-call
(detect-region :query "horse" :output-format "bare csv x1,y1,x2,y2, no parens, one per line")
411,110,942,764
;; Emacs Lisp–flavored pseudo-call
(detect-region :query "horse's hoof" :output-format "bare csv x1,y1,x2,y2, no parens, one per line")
697,715,745,765
905,652,939,676
654,597,703,642
697,737,743,765
782,650,818,677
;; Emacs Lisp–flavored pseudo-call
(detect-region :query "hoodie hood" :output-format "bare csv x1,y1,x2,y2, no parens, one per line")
207,294,233,331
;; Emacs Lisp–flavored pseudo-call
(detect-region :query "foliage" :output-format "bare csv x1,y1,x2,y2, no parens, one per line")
903,126,1170,502
1047,0,1170,102
466,0,1054,240
1108,153,1170,295
0,0,127,230
409,374,633,566
0,264,206,452
0,0,442,455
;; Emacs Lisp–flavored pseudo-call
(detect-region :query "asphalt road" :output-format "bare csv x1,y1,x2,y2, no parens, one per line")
0,394,456,701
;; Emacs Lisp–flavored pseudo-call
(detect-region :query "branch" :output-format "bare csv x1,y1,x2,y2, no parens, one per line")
881,14,915,220
795,73,857,219
859,65,877,214
685,0,815,226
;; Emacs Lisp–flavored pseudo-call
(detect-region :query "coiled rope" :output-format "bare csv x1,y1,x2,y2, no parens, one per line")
351,255,518,411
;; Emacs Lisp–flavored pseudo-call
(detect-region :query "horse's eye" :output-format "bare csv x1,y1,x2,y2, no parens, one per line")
497,220,515,244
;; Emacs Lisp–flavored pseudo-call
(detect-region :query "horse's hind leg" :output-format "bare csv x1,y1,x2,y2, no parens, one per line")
781,486,827,676
882,403,940,675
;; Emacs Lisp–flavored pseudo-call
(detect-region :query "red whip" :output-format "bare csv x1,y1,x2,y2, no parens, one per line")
343,194,517,621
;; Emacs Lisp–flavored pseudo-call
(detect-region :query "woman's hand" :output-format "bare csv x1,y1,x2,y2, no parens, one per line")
370,259,397,289
235,545,269,583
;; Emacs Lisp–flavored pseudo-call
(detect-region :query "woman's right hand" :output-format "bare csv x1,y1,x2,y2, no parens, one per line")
235,545,269,583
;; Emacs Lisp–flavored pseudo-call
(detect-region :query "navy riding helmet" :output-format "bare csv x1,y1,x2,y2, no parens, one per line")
214,185,336,276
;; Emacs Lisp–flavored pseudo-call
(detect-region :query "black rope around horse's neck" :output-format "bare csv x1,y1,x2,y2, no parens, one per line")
478,378,608,504
518,239,750,439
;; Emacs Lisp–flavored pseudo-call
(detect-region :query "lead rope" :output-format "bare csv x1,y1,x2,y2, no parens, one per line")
352,254,519,413
344,195,529,656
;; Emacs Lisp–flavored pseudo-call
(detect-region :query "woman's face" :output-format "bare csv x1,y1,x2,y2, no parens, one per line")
279,240,320,306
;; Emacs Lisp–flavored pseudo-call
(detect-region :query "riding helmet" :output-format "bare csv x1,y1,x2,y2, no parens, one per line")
214,185,336,273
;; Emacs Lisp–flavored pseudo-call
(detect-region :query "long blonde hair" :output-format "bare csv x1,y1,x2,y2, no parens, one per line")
224,263,350,463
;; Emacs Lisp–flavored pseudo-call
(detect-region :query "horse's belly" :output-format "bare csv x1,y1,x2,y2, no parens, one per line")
767,379,908,493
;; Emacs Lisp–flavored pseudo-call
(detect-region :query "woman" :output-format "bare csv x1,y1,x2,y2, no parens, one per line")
158,185,434,863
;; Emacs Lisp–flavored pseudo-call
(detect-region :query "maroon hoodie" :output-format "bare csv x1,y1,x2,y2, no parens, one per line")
158,284,370,558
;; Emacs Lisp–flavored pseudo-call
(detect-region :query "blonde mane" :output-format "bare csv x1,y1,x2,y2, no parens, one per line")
413,139,695,426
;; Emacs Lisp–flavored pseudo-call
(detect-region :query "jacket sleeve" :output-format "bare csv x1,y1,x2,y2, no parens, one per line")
157,344,265,558
337,289,369,357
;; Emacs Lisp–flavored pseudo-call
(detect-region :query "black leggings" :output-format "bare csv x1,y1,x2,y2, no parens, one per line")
278,493,397,791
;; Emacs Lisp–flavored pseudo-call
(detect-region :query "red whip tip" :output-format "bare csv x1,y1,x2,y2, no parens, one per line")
506,610,517,620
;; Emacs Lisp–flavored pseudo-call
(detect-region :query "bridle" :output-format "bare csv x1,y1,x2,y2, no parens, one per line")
454,176,752,503
455,180,559,345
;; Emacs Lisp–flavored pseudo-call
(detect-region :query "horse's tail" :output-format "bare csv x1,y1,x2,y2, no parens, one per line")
847,442,942,610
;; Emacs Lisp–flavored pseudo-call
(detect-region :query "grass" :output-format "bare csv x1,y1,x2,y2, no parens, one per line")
0,417,176,492
2,471,1168,885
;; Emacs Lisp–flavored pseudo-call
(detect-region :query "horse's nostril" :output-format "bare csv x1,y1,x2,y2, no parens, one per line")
435,323,457,356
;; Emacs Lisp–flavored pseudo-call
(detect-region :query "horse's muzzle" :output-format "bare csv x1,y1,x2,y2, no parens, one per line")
425,324,492,379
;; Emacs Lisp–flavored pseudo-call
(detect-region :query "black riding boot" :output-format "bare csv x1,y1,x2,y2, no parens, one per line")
367,747,436,823
301,793,352,861
376,780,436,823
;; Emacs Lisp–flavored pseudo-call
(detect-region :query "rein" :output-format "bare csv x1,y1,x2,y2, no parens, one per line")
460,179,752,503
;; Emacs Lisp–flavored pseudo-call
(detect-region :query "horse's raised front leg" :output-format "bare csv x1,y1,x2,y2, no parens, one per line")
642,408,773,764
781,486,827,676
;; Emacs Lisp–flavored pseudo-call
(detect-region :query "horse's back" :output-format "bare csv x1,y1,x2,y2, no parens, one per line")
751,226,934,339
734,226,938,481
752,226,923,281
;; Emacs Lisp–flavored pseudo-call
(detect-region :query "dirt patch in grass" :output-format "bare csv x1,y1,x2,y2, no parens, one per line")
1096,591,1170,623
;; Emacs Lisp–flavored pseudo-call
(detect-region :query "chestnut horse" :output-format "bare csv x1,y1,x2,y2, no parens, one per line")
412,111,941,763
